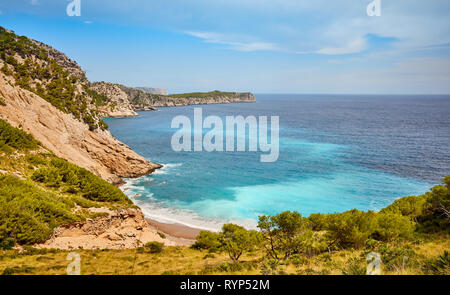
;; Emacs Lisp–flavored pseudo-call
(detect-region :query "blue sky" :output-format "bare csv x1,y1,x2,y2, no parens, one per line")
0,0,450,94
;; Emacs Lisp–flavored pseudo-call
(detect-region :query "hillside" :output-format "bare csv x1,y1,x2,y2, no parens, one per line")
0,26,448,276
90,82,256,114
0,119,172,250
0,27,160,184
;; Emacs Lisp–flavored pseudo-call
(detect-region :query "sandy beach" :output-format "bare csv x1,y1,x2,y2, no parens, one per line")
145,218,202,246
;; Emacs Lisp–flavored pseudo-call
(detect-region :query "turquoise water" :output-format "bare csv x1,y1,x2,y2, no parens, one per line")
105,95,450,230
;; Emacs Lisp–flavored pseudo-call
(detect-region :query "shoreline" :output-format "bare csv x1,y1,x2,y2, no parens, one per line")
145,218,202,244
120,175,203,244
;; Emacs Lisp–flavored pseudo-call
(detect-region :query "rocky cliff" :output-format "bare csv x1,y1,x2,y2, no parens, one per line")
89,81,138,117
0,72,161,184
0,27,160,184
91,82,256,114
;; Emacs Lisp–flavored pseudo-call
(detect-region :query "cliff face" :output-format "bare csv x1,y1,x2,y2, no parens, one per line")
91,82,256,114
89,82,138,117
0,73,160,184
0,27,161,184
155,92,256,107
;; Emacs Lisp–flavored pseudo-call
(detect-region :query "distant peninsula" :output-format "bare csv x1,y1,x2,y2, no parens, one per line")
90,82,256,117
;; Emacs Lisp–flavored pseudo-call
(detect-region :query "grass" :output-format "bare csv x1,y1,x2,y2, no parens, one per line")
0,236,448,275
0,120,133,248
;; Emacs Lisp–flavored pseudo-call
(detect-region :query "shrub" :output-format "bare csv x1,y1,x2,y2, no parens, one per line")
0,237,15,250
0,119,39,151
220,223,261,262
2,265,36,275
422,251,450,275
0,175,77,245
378,245,418,272
342,257,366,275
381,195,427,219
32,157,131,204
145,241,164,253
192,230,221,251
373,213,415,242
258,211,327,259
26,154,48,166
325,209,377,250
203,253,215,259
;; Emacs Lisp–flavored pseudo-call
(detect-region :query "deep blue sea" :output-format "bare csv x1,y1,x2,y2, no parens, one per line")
105,94,450,230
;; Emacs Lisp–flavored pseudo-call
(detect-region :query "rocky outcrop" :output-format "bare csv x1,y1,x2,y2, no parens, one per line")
135,87,168,96
0,73,161,184
33,40,87,82
154,92,256,107
36,208,178,250
91,82,256,113
89,82,138,117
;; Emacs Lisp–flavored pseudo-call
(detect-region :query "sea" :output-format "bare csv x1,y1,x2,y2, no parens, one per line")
104,94,450,230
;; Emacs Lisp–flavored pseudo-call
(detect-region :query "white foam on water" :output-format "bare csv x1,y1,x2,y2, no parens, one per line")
121,176,257,231
152,163,183,175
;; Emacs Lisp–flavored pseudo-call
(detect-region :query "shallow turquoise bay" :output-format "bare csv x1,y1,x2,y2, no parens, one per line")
106,94,450,230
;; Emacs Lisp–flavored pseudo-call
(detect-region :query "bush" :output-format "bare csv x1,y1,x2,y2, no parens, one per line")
192,231,221,251
381,195,427,219
259,211,326,259
325,209,378,250
0,175,77,245
32,157,131,204
373,213,415,242
145,241,164,253
0,119,39,151
0,237,15,250
342,257,366,275
2,265,36,275
377,245,418,272
220,224,261,262
422,251,450,275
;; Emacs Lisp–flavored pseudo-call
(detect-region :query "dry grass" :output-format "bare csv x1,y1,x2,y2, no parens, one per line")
1,236,448,275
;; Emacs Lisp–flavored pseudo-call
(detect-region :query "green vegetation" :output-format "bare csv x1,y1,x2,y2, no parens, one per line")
423,251,450,275
31,158,131,204
193,224,261,261
0,120,447,275
0,27,108,131
0,175,77,245
0,120,132,249
187,176,449,274
0,119,39,153
169,90,241,99
145,242,165,254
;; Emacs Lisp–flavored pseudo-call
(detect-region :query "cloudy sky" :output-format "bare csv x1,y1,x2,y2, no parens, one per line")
1,0,450,94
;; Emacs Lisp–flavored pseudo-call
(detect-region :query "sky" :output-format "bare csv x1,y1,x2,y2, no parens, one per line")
0,0,450,94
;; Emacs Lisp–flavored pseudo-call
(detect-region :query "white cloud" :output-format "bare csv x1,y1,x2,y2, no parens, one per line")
185,31,280,52
316,37,368,55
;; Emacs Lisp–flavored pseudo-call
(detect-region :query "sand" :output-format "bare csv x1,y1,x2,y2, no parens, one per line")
146,218,202,241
